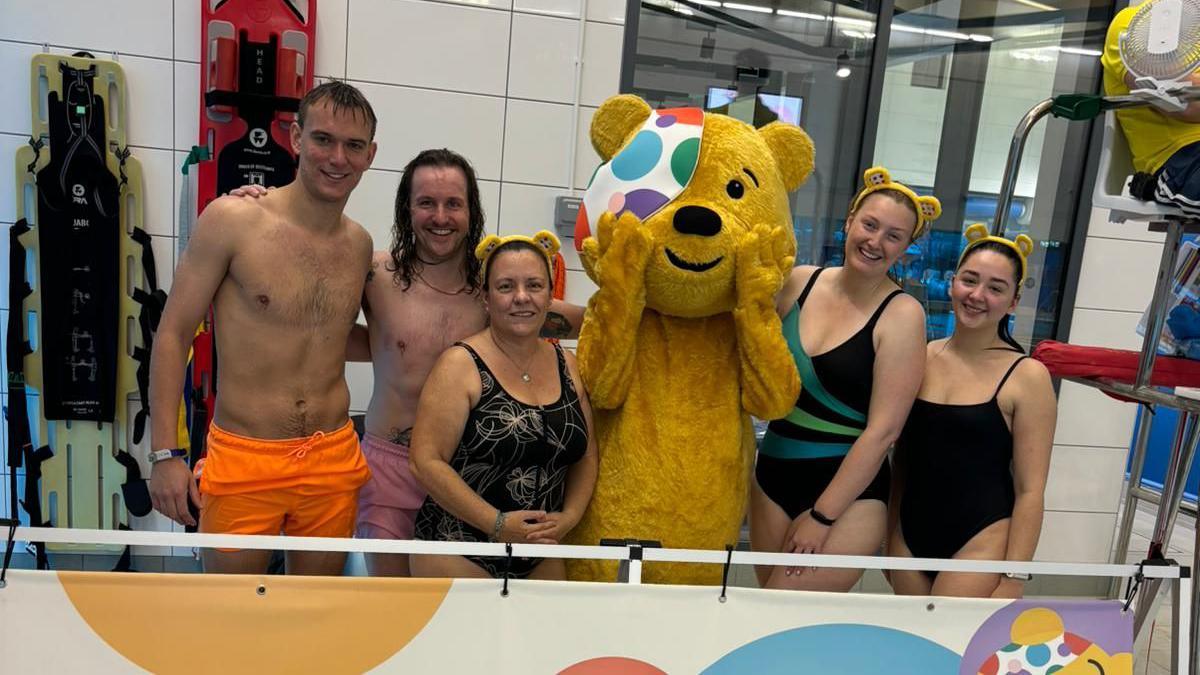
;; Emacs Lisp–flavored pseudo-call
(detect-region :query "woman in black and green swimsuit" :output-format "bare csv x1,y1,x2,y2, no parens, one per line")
751,167,937,591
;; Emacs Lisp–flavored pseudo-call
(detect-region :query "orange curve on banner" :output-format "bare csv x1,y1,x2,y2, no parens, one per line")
58,571,452,673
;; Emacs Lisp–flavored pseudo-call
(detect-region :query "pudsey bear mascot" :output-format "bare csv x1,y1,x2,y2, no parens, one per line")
565,94,813,584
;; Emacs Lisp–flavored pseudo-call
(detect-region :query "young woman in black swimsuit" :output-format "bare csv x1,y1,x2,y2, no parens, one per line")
409,232,598,580
751,168,937,591
888,225,1056,598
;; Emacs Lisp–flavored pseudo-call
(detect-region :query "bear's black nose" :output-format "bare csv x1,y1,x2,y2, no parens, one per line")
673,205,722,237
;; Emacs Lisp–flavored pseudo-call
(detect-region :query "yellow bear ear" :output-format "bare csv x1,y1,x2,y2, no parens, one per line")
591,95,653,161
1015,233,1034,258
759,122,814,192
532,230,561,258
863,166,891,189
475,234,503,261
918,196,942,222
964,223,989,243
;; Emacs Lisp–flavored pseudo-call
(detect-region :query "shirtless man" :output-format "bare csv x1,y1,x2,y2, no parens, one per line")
352,149,584,576
147,81,378,576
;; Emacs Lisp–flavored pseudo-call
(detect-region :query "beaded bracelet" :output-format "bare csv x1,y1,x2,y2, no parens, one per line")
490,511,507,542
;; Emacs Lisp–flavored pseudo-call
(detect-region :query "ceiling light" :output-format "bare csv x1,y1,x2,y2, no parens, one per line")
1012,0,1058,11
836,51,851,78
831,16,873,27
969,34,993,42
926,28,970,40
891,23,927,34
722,1,773,12
777,9,828,19
1056,45,1101,56
694,0,722,6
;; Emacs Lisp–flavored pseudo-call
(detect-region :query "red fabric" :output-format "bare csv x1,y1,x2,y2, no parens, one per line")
1032,340,1200,401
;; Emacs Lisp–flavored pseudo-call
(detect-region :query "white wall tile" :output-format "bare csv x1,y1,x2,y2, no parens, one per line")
1034,511,1116,562
565,268,597,306
508,14,580,104
574,105,601,189
358,83,506,180
1085,206,1165,243
0,41,39,136
1053,381,1138,449
1043,445,1127,513
497,181,581,270
173,61,200,151
1073,236,1161,313
504,99,574,187
315,0,348,79
479,179,502,235
134,147,176,237
173,0,199,62
515,0,583,17
347,362,373,412
118,54,175,150
148,234,174,294
1067,307,1144,351
345,168,401,249
347,0,511,97
0,0,174,60
1,133,27,223
0,228,9,310
581,22,623,107
587,0,628,23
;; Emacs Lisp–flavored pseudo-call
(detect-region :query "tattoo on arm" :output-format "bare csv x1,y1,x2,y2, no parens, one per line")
541,311,574,339
366,261,379,284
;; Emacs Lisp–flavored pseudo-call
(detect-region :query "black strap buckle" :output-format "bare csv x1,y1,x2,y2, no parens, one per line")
500,543,513,597
719,544,734,603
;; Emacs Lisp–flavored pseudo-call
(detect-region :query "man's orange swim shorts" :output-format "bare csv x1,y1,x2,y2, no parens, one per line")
197,420,371,539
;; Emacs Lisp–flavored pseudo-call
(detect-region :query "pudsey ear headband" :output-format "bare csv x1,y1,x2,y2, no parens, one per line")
850,166,942,240
476,230,561,282
959,223,1034,283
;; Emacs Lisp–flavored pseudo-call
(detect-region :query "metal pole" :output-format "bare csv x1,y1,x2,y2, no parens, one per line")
1175,573,1193,675
1134,412,1200,639
992,98,1056,236
1135,220,1184,390
1110,404,1156,598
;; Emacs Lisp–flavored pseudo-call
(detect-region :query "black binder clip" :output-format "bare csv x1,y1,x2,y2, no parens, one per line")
719,544,734,603
1,517,19,589
1122,561,1146,613
501,543,513,597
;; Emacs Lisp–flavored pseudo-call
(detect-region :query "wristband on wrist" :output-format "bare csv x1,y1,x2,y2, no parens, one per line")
809,508,836,527
490,511,507,542
148,448,189,465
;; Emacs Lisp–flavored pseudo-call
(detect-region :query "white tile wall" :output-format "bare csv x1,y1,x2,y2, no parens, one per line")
1068,307,1145,352
1034,511,1118,563
1043,445,1127,513
347,0,512,96
0,0,625,538
508,14,581,103
1053,381,1139,449
1073,235,1162,313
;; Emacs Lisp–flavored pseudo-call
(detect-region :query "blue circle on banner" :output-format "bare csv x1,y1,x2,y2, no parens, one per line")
611,130,663,181
701,624,959,675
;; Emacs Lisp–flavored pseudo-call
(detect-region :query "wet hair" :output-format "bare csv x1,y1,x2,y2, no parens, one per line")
482,241,553,292
389,149,486,292
297,80,378,140
848,188,920,241
957,240,1025,353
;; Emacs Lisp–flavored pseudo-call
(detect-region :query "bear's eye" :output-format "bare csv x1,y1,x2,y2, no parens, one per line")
726,180,745,199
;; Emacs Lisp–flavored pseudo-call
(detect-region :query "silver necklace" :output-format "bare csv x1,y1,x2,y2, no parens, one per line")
489,328,535,383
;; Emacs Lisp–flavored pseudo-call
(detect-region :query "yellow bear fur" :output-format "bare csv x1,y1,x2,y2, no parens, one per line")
565,94,813,584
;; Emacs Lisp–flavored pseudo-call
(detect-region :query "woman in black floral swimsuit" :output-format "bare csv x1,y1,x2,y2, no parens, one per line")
410,232,598,580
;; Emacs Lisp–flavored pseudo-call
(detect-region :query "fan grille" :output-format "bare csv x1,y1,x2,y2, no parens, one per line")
1121,0,1200,81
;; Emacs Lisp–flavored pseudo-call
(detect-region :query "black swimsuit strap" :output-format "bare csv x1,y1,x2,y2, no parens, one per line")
864,289,904,333
991,356,1028,400
795,267,825,309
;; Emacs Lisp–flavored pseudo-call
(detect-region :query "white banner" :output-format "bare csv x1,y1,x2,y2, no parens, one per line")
0,569,1134,674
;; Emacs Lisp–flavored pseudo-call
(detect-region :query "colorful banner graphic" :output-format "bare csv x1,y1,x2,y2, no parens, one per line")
0,570,1132,673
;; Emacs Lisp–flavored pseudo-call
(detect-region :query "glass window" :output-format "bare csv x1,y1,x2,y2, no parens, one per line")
623,0,1115,348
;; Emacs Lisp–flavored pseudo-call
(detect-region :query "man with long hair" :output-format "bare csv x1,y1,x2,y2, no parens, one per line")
353,149,584,576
